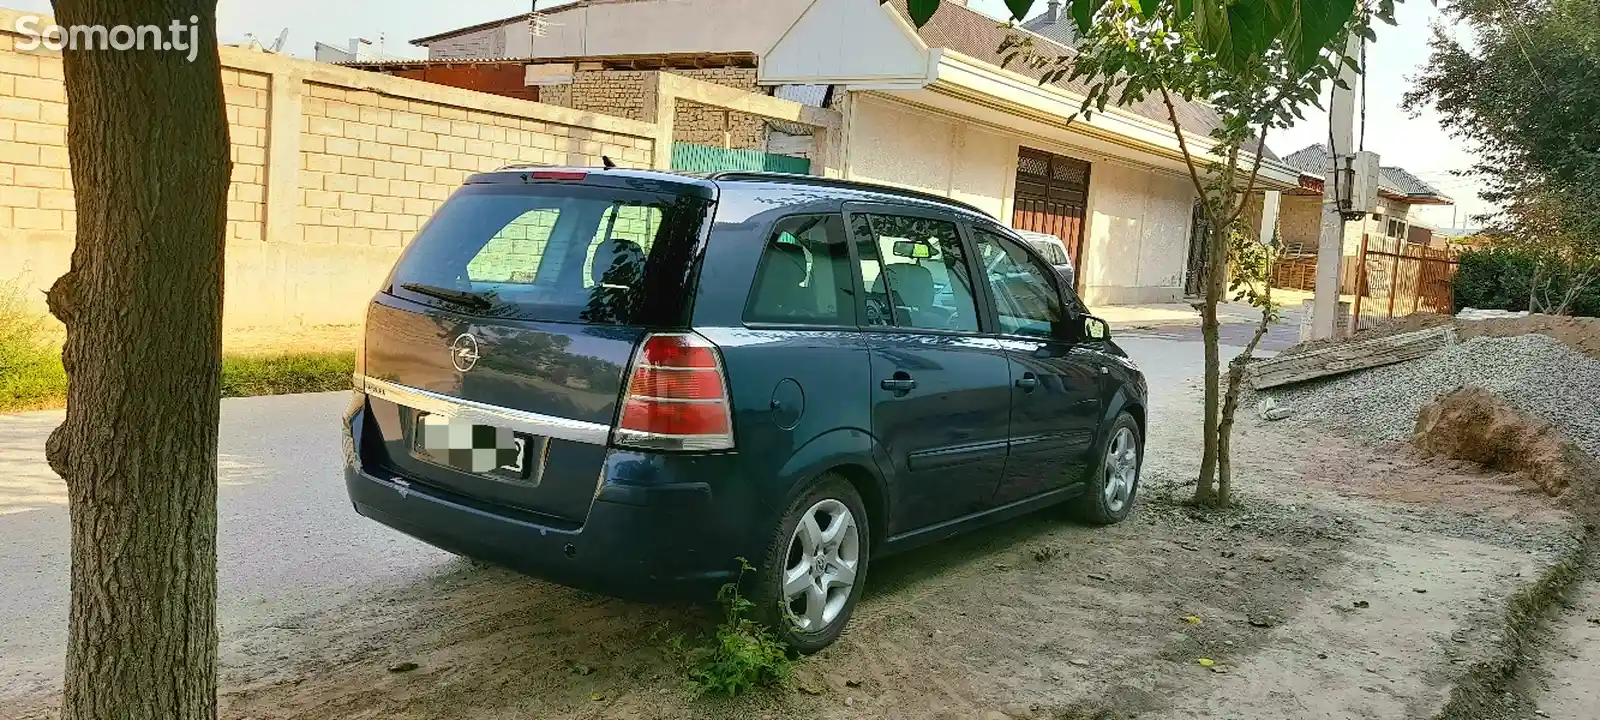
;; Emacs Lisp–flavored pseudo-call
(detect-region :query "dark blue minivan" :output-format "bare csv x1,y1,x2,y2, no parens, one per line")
342,168,1147,652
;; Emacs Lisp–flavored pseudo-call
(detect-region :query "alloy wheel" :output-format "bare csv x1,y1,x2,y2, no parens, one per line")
782,498,860,633
1103,426,1140,513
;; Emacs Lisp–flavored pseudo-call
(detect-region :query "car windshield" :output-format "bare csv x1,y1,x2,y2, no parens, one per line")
1027,238,1070,266
384,183,709,325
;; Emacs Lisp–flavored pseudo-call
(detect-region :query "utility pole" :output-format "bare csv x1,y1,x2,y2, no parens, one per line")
1311,32,1363,340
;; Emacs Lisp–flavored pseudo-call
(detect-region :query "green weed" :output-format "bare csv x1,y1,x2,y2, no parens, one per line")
674,557,792,698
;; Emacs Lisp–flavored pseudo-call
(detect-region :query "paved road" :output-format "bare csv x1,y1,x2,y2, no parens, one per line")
0,335,1246,701
1110,301,1305,354
1118,322,1300,353
0,393,451,698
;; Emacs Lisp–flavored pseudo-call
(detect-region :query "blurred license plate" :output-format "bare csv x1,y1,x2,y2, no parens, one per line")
412,413,532,480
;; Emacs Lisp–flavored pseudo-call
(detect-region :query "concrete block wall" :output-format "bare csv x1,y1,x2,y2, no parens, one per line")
0,8,660,332
223,69,270,245
0,29,71,246
546,67,766,150
1277,193,1322,256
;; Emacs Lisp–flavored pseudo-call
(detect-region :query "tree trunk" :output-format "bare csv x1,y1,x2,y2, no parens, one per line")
1191,198,1234,506
43,2,230,719
1193,293,1222,505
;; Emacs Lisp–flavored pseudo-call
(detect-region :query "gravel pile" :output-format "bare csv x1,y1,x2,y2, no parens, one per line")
1259,333,1600,461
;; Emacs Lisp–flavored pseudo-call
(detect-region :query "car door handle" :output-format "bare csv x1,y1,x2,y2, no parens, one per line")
1015,373,1039,391
880,376,917,392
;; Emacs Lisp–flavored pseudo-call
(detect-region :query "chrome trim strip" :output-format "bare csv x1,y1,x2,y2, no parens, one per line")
357,375,612,446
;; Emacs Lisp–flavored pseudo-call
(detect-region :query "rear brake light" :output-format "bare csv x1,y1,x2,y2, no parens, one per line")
529,171,588,181
614,332,734,451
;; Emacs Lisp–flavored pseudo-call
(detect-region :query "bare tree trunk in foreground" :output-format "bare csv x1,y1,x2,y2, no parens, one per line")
43,1,230,718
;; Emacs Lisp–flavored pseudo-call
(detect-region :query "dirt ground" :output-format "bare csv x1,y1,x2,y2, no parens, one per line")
202,405,1586,718
187,437,1572,720
1535,562,1600,717
4,342,1590,720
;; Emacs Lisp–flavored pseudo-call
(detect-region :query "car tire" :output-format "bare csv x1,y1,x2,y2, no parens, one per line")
1074,412,1143,525
750,472,870,655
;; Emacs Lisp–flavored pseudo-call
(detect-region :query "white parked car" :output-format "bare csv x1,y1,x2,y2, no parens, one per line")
1011,229,1076,290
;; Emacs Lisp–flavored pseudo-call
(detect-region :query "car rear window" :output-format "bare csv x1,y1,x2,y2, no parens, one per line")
385,183,710,325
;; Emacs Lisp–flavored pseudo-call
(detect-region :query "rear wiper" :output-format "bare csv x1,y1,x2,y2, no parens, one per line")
399,282,492,311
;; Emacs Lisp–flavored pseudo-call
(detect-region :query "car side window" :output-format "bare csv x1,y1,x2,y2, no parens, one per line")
851,212,980,333
972,227,1066,339
743,214,854,326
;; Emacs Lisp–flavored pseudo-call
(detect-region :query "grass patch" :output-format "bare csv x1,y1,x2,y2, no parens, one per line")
2,351,356,413
2,277,355,412
219,352,355,397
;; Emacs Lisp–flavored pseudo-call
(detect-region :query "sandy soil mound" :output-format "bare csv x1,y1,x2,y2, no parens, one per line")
1413,386,1582,498
1457,314,1600,362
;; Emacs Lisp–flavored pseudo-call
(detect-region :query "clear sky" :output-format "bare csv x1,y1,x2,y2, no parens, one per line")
8,0,1485,228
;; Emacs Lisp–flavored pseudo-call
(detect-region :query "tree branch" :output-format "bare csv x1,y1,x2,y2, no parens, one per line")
1226,130,1271,228
1160,86,1212,214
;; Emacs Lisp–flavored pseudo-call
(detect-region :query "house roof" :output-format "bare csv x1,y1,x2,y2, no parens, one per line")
889,0,1258,151
1282,144,1453,204
340,51,758,72
1019,0,1078,46
409,2,612,46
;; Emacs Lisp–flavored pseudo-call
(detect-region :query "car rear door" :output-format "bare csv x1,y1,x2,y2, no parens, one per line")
845,203,1012,535
358,175,713,525
968,223,1104,506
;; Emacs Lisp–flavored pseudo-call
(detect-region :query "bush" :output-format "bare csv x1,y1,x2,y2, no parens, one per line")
0,277,67,412
1454,247,1600,317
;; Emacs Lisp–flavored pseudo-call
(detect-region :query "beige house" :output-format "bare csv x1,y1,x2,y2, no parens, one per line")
404,0,1303,306
1272,144,1454,293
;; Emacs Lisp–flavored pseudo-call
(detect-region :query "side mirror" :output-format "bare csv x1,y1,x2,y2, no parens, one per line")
1067,315,1109,342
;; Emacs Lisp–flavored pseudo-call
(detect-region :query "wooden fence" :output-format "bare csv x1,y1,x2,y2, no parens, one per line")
1350,234,1459,330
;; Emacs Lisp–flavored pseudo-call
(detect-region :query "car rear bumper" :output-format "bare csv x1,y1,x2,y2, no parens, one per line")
342,401,751,600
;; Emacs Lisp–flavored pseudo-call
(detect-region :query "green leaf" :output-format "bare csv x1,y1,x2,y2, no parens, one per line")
1227,1,1272,62
1005,0,1034,21
1285,0,1358,72
908,0,940,27
1176,0,1195,22
1071,0,1103,34
1195,0,1231,64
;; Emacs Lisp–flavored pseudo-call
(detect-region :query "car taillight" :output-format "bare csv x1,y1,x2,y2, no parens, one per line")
614,332,734,451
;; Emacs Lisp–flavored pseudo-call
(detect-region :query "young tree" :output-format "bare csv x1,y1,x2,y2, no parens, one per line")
42,2,230,718
906,0,1397,506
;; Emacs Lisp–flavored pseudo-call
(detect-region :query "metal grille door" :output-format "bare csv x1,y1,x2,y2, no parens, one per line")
1011,148,1090,289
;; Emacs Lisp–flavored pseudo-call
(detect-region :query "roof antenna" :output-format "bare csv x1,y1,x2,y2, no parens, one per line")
601,155,617,169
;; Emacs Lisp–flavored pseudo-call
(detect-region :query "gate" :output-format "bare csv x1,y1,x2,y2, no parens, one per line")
1012,148,1090,289
1350,234,1459,330
669,142,812,174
